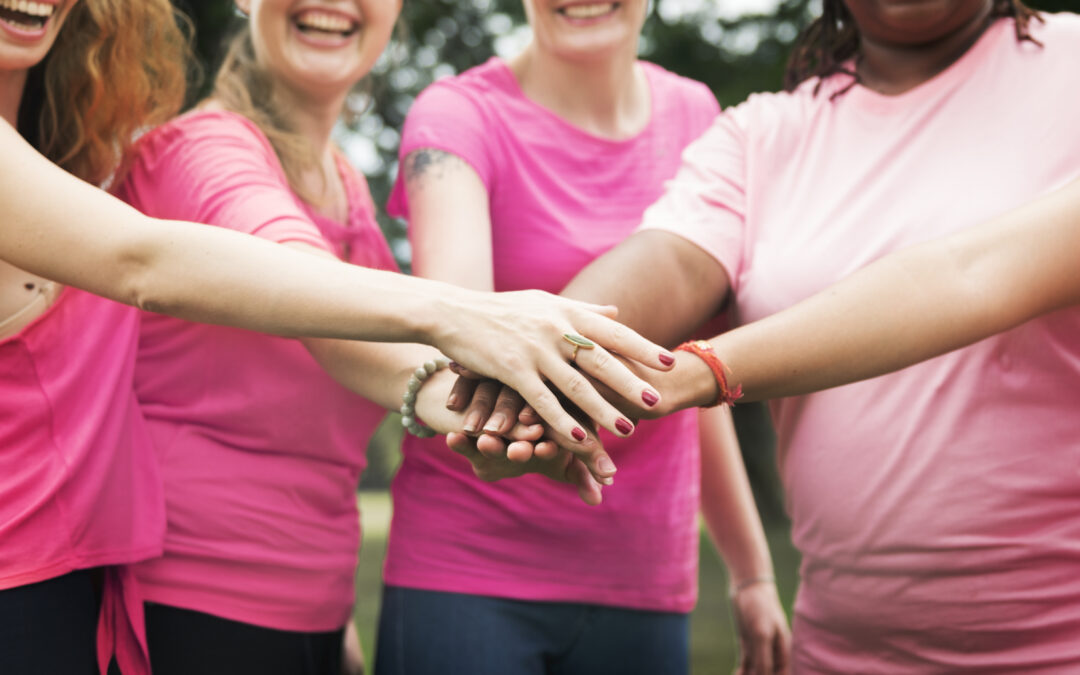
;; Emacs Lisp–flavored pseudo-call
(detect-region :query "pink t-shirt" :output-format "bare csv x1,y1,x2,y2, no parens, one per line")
642,16,1080,672
0,291,163,588
385,59,719,612
116,110,398,632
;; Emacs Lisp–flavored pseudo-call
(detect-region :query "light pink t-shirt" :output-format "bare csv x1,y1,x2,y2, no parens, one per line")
0,291,163,588
116,110,398,632
385,59,720,612
642,16,1080,672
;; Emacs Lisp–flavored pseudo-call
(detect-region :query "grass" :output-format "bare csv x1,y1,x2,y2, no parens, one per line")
352,491,800,673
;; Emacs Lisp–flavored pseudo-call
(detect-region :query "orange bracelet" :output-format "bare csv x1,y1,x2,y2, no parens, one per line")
675,340,743,407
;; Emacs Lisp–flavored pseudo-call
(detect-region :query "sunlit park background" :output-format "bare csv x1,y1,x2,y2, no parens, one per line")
173,0,1076,670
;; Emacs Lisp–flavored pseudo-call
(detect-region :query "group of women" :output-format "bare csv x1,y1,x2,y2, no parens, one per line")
2,0,1079,674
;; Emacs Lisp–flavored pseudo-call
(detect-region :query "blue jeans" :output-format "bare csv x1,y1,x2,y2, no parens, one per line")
375,585,689,675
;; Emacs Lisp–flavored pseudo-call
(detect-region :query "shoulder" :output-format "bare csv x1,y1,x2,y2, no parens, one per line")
641,61,719,114
131,108,277,170
408,58,514,124
1026,12,1080,59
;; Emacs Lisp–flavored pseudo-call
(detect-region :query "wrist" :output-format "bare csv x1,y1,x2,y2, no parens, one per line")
661,352,720,412
728,574,776,599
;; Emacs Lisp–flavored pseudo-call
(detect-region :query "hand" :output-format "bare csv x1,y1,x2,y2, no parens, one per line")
732,581,791,675
446,432,605,506
433,289,675,478
341,621,364,675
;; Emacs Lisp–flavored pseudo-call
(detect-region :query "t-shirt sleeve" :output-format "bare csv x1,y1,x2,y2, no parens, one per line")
386,82,494,220
637,108,747,291
120,112,330,253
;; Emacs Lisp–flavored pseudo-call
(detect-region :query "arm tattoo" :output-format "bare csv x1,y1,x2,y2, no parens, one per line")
404,148,465,186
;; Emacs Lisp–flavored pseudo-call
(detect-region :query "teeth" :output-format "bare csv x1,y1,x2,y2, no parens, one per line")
0,0,55,18
561,3,616,19
295,9,355,33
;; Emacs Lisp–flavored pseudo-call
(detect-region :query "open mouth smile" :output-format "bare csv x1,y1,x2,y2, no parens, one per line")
0,0,56,35
557,2,621,20
292,8,360,39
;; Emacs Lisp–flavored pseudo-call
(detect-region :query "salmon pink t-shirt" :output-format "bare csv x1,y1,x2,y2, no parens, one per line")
385,59,720,612
641,16,1080,671
116,110,398,632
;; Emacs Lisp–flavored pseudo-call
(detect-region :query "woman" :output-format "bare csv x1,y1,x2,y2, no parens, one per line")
0,1,669,672
539,2,1080,671
110,0,633,672
381,1,789,673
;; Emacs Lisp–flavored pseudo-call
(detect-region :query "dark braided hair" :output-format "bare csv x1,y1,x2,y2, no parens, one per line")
784,0,1043,95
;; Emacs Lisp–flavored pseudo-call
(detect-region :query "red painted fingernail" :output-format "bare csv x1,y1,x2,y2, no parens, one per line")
659,353,675,366
642,390,659,407
571,427,587,442
615,418,634,435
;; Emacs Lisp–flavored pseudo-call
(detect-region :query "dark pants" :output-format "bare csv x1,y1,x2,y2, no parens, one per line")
145,603,344,675
0,569,115,675
375,585,689,675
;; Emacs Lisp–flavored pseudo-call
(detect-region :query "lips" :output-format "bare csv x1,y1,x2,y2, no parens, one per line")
292,7,359,37
557,2,620,20
0,0,56,33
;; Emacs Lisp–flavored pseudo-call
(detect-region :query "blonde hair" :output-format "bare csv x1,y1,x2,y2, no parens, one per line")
18,0,191,185
212,25,323,204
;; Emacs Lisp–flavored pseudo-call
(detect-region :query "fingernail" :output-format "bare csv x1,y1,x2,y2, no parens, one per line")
614,417,634,436
447,393,460,408
571,427,587,442
642,390,659,407
463,411,481,434
483,413,507,434
599,456,617,474
601,476,614,486
659,353,675,366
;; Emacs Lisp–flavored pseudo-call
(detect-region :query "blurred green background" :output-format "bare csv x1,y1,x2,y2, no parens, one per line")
170,0,1078,669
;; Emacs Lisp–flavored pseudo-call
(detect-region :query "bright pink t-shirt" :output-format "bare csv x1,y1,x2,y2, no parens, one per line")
0,291,163,588
641,16,1080,671
385,59,719,612
116,109,398,632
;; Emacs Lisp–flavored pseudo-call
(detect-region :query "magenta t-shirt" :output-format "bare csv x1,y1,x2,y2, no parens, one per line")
642,16,1080,671
385,59,720,612
0,291,163,588
116,110,398,632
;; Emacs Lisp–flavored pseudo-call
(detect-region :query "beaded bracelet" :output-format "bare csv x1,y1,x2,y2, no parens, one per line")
399,356,451,438
674,340,743,407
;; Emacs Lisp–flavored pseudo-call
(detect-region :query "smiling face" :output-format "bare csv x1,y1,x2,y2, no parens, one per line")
522,0,648,62
0,0,81,74
842,0,992,46
236,0,399,102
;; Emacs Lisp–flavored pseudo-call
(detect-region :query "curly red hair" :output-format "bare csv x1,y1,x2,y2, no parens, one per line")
17,0,192,185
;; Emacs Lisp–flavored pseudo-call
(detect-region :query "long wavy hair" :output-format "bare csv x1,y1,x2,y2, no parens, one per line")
784,0,1042,95
16,0,191,186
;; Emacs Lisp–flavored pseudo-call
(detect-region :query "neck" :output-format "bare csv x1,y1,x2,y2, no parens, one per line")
274,84,344,158
510,42,649,140
0,68,28,127
856,8,995,96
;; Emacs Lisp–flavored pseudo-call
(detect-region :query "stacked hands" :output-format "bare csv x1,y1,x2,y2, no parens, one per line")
416,294,707,505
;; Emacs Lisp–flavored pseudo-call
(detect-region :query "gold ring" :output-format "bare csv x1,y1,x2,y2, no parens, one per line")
563,333,595,364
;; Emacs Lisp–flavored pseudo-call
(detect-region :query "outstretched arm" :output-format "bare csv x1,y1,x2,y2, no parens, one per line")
708,177,1080,402
0,119,673,455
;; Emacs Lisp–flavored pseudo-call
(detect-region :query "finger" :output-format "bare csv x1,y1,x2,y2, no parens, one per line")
481,386,526,436
509,373,616,483
518,405,540,425
461,380,501,434
565,457,603,506
543,356,638,439
572,344,660,423
506,422,545,443
448,361,484,379
476,431,509,460
571,311,676,371
775,626,792,674
446,432,480,462
533,440,559,460
505,440,537,463
752,630,774,675
446,375,479,411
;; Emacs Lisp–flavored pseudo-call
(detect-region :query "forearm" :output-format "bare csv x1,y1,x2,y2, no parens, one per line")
712,178,1080,401
561,230,730,346
699,407,774,585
